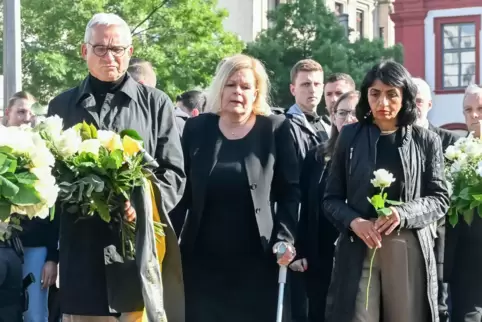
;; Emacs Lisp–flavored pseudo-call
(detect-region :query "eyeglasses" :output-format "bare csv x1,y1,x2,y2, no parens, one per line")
335,109,356,119
87,43,131,57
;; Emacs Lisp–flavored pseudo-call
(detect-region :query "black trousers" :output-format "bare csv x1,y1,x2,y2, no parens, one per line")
0,247,23,322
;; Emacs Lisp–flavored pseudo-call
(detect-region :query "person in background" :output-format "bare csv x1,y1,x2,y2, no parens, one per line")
412,77,460,322
295,91,359,322
47,13,185,321
323,73,356,113
174,90,206,134
446,84,482,322
285,59,327,322
127,58,157,87
4,91,59,322
323,61,449,322
177,54,299,322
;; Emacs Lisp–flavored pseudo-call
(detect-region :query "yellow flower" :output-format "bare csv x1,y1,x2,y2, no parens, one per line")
122,135,142,157
97,130,123,152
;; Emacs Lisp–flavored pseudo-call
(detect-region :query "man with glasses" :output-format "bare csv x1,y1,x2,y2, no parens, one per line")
47,13,185,322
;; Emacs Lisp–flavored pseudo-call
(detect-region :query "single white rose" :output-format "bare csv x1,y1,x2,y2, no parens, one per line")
370,169,396,188
54,128,82,158
78,139,101,156
41,115,63,138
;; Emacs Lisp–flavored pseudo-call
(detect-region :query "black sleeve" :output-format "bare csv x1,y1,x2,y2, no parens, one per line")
323,128,362,232
272,118,300,245
396,135,450,229
168,119,192,236
296,149,318,258
45,210,59,263
154,95,186,215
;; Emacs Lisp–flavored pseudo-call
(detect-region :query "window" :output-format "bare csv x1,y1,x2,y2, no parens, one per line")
356,9,364,39
442,23,476,88
334,2,344,16
434,16,481,92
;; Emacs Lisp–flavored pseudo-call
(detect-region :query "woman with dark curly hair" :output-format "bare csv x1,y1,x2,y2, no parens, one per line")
323,60,449,322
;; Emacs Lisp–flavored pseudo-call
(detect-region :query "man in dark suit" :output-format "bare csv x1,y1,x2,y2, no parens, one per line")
413,77,460,322
49,13,185,321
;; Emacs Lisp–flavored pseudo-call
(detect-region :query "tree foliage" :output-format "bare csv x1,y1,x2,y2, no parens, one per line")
244,0,403,109
0,0,244,104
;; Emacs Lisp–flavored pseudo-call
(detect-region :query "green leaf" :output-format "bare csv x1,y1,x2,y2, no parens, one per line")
90,124,98,139
49,205,55,221
79,121,93,140
448,210,459,227
0,200,11,221
0,153,8,169
459,188,471,201
473,194,482,201
470,200,481,210
16,172,38,185
0,175,19,198
0,147,13,154
6,159,17,173
463,210,474,226
377,207,392,217
369,194,385,209
385,199,403,206
102,150,124,170
10,183,41,205
92,193,111,223
120,129,143,142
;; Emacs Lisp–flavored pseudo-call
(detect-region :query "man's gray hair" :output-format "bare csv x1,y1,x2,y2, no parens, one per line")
84,13,132,44
412,77,432,100
464,84,482,104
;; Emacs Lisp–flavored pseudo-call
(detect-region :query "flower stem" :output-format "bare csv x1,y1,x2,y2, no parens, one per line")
365,247,377,310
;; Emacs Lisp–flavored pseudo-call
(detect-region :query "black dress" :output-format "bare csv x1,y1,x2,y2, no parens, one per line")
183,129,282,322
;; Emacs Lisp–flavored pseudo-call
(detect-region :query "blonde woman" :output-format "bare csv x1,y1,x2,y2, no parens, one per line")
177,54,299,322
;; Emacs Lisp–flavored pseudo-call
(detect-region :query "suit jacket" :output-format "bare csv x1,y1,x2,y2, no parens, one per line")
48,73,185,315
177,113,300,254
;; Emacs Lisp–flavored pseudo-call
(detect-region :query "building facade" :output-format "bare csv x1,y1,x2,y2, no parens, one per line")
392,0,481,133
217,0,395,46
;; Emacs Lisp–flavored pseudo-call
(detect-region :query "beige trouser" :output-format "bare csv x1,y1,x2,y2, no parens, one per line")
62,311,143,322
352,229,430,322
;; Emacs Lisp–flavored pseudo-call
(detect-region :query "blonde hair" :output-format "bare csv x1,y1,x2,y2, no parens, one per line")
290,59,323,84
206,54,271,116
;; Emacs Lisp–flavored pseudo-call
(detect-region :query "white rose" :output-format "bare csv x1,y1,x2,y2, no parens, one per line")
370,169,396,188
463,141,482,159
11,204,49,219
445,145,462,161
41,115,63,138
54,128,82,158
450,158,466,174
30,167,59,207
78,139,101,156
5,128,35,154
97,130,123,151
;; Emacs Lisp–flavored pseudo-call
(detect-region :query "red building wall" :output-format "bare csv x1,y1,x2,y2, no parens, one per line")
391,0,482,78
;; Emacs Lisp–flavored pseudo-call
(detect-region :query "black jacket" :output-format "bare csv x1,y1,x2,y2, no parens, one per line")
47,73,186,316
323,123,450,322
177,113,299,254
297,147,338,268
428,124,460,321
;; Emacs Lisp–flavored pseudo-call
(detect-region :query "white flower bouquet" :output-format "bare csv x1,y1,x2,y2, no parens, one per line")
444,133,482,226
0,125,59,240
34,115,164,259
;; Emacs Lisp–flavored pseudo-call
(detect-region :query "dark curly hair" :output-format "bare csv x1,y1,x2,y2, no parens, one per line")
355,60,418,127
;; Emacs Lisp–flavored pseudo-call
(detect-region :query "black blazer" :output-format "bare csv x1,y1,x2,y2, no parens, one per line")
177,113,300,254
